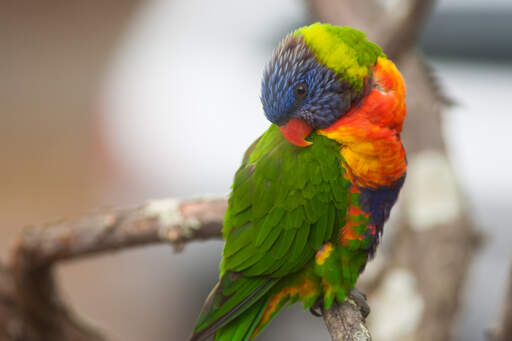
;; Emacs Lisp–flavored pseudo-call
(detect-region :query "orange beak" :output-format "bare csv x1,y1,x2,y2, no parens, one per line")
280,118,313,147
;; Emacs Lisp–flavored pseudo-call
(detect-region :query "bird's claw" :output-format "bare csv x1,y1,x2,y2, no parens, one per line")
309,299,323,317
309,289,369,318
348,288,370,318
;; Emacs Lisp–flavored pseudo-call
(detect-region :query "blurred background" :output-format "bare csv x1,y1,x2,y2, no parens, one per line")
0,0,510,340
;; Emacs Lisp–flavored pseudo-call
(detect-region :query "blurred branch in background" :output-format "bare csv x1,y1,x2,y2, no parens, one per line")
488,266,512,341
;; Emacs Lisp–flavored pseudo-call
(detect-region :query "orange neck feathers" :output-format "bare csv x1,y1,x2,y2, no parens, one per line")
318,57,407,189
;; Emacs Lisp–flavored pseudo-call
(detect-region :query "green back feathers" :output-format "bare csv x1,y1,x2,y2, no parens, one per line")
295,23,385,93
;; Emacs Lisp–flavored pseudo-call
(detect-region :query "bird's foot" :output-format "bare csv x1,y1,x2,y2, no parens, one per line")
348,288,370,318
309,299,323,317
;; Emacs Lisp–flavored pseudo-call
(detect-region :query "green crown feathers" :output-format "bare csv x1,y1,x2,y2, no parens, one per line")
295,23,385,93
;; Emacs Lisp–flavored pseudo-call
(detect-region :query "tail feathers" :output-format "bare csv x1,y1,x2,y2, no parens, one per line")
216,286,294,341
190,274,277,341
215,296,270,341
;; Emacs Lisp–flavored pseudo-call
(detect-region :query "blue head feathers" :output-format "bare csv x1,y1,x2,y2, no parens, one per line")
261,34,353,129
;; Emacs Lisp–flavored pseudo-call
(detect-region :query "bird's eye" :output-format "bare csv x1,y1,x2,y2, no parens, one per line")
294,83,308,98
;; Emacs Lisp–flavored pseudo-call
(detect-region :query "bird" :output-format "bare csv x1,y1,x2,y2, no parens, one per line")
189,23,407,341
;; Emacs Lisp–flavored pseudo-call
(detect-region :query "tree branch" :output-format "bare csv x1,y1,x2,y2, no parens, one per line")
379,0,437,61
11,198,226,268
488,265,512,341
307,0,436,60
1,198,225,341
323,293,372,341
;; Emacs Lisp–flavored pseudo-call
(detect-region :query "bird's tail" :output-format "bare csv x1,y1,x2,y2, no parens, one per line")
214,295,270,341
189,274,279,341
190,272,315,341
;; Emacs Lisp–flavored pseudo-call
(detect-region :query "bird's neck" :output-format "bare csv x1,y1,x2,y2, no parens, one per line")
318,57,407,189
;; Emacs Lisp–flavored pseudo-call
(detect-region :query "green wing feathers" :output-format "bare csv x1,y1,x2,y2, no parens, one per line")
222,125,348,278
191,125,351,340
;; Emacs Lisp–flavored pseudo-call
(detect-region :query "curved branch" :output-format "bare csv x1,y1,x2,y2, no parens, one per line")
11,198,226,268
2,198,225,341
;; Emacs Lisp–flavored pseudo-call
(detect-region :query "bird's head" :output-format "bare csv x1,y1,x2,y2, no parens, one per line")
261,23,400,147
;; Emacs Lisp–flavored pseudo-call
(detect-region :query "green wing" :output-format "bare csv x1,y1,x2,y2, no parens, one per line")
222,125,348,277
191,125,349,340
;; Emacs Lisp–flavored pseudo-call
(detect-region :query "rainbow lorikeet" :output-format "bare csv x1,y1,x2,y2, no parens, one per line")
190,23,407,341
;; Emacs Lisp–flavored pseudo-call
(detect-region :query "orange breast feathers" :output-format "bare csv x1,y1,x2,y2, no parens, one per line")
318,57,407,189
